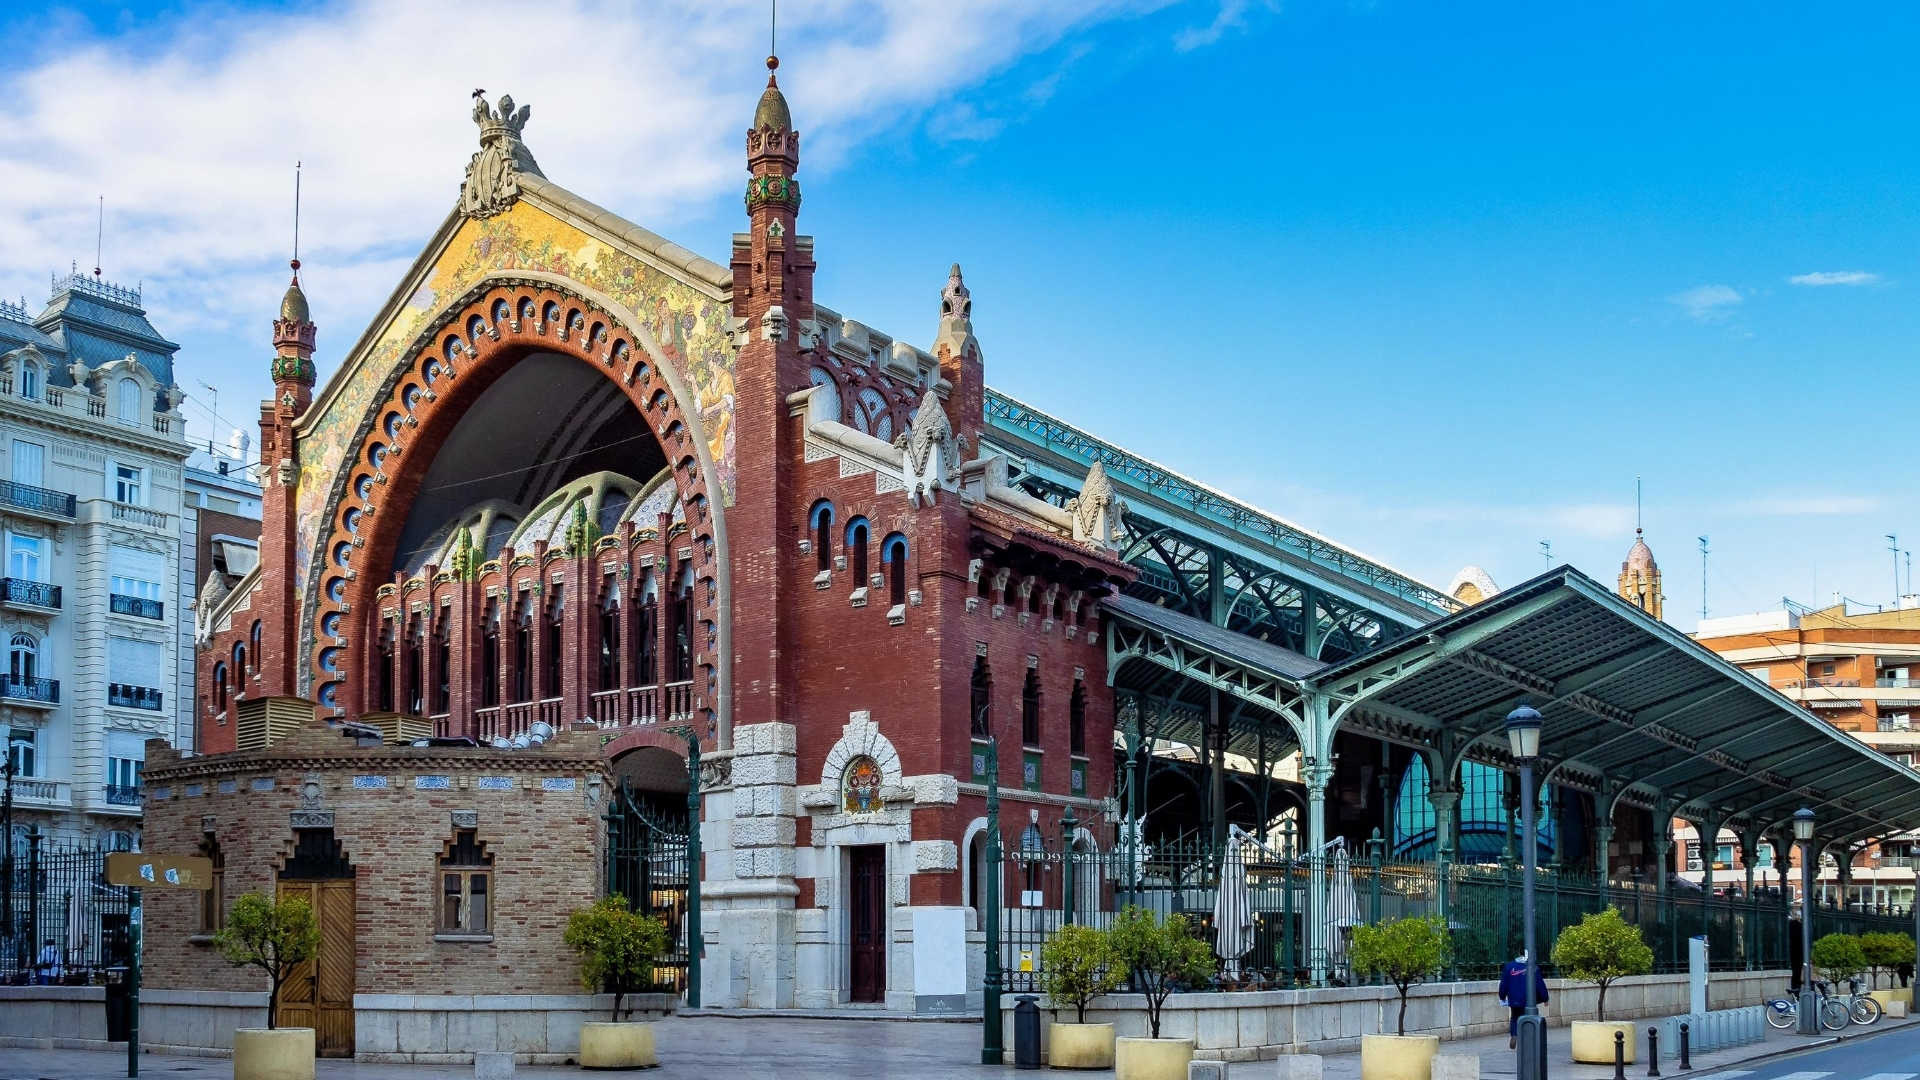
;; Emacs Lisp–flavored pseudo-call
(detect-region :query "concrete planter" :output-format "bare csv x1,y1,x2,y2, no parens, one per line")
1113,1036,1193,1080
233,1027,315,1080
1358,1033,1439,1080
1047,1023,1115,1069
1870,989,1912,1010
579,1021,658,1070
1570,1020,1637,1064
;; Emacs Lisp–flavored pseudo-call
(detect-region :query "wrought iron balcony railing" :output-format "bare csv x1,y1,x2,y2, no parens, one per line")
107,683,163,711
0,480,75,517
0,674,58,703
104,784,142,807
109,593,164,620
0,578,60,608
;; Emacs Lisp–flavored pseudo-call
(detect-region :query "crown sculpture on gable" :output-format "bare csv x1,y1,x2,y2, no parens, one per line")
460,91,545,219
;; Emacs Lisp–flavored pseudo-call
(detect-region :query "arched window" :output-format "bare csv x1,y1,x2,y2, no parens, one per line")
970,655,992,738
404,617,424,715
513,598,533,703
669,562,694,683
854,387,892,441
232,641,247,682
376,621,395,711
481,602,501,708
882,534,909,608
634,568,658,686
542,587,564,699
105,830,137,853
808,367,842,423
967,828,987,913
1021,668,1042,748
249,621,262,668
597,580,619,692
434,609,451,714
17,363,38,400
8,632,37,683
212,662,228,711
845,517,869,586
810,501,834,573
116,377,142,423
1069,679,1087,756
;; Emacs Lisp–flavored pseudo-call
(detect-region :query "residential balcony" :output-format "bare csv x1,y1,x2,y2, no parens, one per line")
0,674,58,707
80,500,171,532
1882,856,1917,868
107,683,164,712
0,578,60,611
108,593,164,620
0,366,184,442
103,784,143,807
1779,677,1920,705
1,776,70,809
0,479,76,520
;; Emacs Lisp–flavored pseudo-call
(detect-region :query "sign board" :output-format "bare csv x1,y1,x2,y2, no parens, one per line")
106,853,214,890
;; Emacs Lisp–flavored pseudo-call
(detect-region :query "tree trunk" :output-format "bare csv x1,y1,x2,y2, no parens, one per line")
266,981,278,1030
1398,989,1409,1036
613,990,625,1023
1597,981,1608,1022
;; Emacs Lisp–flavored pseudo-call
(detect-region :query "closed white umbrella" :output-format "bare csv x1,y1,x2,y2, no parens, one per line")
1213,836,1254,973
1327,845,1360,978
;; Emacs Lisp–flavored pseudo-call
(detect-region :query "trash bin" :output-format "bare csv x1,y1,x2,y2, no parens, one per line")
1013,994,1041,1070
104,971,130,1043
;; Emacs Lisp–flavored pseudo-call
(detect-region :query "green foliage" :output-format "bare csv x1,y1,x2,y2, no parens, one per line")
212,892,320,1030
1040,924,1125,1025
1350,916,1451,1036
1859,932,1915,988
1550,908,1653,1022
564,896,671,1021
1108,906,1215,1039
1811,932,1867,986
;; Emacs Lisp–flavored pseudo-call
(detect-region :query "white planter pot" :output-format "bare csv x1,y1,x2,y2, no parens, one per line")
1359,1033,1439,1080
579,1021,658,1070
1114,1036,1194,1080
1570,1020,1637,1064
1047,1022,1115,1069
233,1027,315,1080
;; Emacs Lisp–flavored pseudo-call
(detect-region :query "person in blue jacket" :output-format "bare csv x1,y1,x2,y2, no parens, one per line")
1498,952,1549,1049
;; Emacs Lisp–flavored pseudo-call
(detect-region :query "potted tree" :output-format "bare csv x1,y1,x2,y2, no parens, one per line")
1812,932,1867,994
1107,906,1214,1080
1348,916,1450,1080
1859,932,1915,1010
1552,907,1651,1063
1039,924,1125,1069
214,892,320,1080
564,895,671,1069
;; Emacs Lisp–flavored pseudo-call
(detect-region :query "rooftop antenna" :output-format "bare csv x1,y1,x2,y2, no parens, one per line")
1634,475,1643,537
766,0,780,79
1539,540,1551,568
1699,535,1710,621
197,380,219,443
291,161,303,279
1890,534,1901,608
93,195,103,279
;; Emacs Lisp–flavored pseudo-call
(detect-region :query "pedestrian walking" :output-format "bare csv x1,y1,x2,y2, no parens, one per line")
1497,951,1549,1050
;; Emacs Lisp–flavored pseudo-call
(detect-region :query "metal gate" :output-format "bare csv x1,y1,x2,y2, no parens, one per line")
605,776,700,1003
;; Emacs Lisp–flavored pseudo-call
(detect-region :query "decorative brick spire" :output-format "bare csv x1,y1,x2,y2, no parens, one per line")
932,262,984,452
271,260,317,413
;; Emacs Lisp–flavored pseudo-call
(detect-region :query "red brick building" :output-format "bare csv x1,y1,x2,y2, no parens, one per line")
191,68,1125,1016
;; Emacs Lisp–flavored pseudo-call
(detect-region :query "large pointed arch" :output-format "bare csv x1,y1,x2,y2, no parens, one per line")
298,273,731,739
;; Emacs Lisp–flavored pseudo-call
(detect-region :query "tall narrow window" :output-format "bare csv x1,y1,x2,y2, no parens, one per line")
635,570,658,686
481,605,500,708
112,464,143,506
1069,679,1087,756
10,440,44,486
377,621,396,711
117,378,142,423
543,587,564,698
438,829,494,936
404,618,424,715
513,601,532,703
434,610,451,713
977,566,992,599
197,835,225,935
7,728,35,777
597,583,619,691
249,621,262,667
970,655,992,738
811,502,834,572
7,533,43,582
669,563,693,682
1022,669,1042,747
847,518,870,585
17,365,38,401
882,534,909,608
9,633,37,683
231,642,247,683
212,663,228,711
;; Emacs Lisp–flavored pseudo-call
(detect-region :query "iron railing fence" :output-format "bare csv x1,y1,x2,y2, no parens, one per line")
986,830,1917,995
1,839,135,985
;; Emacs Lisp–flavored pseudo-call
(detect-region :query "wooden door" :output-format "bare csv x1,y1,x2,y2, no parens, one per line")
848,846,886,1003
275,878,355,1056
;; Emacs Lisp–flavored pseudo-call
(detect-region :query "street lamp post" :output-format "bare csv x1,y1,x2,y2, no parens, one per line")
1506,703,1546,1080
1794,808,1817,1035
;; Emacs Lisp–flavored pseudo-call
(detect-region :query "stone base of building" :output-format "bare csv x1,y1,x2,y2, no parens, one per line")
0,987,676,1063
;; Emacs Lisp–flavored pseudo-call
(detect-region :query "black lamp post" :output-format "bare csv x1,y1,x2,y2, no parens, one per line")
1506,702,1546,1080
1794,807,1817,1034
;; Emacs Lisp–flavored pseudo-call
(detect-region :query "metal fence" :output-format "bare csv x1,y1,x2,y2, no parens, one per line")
2,837,135,984
988,825,1917,994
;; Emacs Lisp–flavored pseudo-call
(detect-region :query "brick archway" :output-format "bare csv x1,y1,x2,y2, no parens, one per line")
300,275,727,731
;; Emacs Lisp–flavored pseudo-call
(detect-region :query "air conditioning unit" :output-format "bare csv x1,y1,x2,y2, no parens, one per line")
1686,858,1703,872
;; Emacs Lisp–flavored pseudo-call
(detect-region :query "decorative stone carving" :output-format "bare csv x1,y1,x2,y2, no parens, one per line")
1067,461,1127,550
699,754,733,792
895,389,960,507
451,810,479,829
460,93,545,219
761,304,789,342
290,809,334,829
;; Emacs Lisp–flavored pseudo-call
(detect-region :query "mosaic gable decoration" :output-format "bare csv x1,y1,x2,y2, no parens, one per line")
842,755,882,814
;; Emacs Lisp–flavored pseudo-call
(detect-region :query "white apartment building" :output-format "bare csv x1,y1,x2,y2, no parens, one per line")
0,274,191,852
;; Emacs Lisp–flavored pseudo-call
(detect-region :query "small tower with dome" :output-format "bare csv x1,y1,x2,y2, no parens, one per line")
1619,528,1663,620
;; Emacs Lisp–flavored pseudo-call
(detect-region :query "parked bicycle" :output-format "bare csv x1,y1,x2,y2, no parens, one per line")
1765,983,1851,1031
1836,978,1885,1025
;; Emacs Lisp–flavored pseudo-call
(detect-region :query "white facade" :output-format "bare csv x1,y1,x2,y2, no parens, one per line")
0,277,190,853
178,448,263,756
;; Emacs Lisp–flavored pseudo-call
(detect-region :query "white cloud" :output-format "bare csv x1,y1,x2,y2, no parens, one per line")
1788,270,1881,287
1175,0,1280,51
1668,283,1742,322
0,0,1173,353
1732,494,1882,517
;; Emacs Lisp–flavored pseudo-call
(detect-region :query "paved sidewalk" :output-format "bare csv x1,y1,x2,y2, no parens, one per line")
0,1011,1911,1080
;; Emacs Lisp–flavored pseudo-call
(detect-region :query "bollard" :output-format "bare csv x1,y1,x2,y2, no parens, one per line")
1013,995,1041,1070
1679,1021,1692,1070
1613,1030,1628,1080
1647,1025,1661,1078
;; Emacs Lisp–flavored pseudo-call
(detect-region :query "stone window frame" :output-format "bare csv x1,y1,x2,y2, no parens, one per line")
435,828,495,941
191,833,225,943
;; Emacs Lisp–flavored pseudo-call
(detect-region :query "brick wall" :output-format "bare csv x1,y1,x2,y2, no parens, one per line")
141,723,607,997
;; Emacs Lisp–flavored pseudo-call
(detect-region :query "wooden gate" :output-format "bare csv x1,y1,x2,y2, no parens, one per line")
848,846,886,1003
276,829,355,1057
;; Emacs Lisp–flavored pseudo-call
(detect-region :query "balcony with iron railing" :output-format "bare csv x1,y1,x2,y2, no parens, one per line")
107,683,163,712
104,784,143,807
109,593,164,620
0,578,60,610
0,674,58,706
0,479,76,519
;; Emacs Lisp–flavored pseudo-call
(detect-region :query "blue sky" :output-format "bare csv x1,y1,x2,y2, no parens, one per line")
5,1,1917,626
